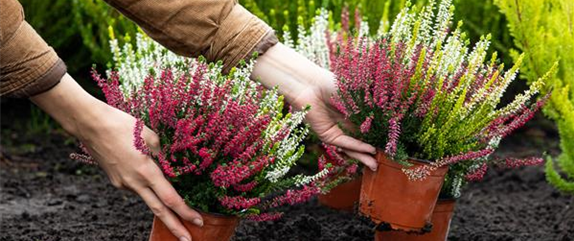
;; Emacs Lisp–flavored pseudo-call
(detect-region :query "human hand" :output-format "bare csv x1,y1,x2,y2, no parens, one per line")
252,44,378,170
31,74,201,241
290,78,378,171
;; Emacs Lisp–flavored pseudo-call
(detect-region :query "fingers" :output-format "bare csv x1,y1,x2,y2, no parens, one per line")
329,132,377,155
342,149,378,171
137,187,192,241
147,172,203,227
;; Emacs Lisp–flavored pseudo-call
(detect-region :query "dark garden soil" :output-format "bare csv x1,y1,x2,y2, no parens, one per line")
1,109,573,241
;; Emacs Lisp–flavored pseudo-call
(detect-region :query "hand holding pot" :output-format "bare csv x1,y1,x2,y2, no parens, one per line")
31,74,203,241
251,43,378,171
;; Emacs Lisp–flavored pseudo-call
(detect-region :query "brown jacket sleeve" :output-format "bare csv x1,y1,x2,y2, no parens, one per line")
0,0,67,98
104,0,278,73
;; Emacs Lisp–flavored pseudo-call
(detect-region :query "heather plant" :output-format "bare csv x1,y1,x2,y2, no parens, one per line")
495,0,574,193
330,0,553,197
73,33,339,220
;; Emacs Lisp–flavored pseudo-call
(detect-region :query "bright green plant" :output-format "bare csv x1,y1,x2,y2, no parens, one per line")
495,0,574,193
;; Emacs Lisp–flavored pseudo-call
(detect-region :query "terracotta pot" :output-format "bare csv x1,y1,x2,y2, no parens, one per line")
374,199,456,241
359,152,448,232
318,176,362,211
149,212,239,241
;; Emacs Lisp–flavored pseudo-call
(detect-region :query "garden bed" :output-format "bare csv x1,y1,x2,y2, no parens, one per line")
1,114,572,241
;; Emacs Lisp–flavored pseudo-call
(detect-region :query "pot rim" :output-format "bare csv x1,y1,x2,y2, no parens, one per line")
376,149,434,165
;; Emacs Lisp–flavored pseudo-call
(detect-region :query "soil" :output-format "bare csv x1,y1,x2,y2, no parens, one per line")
1,108,573,241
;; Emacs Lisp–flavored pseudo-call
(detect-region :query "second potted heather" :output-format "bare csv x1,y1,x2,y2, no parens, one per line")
330,0,552,233
76,33,336,241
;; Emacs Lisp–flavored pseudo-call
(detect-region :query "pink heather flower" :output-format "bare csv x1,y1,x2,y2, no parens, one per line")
465,163,488,181
92,70,128,112
157,152,176,178
330,96,350,118
198,147,214,171
360,116,373,134
354,7,362,33
246,212,283,222
211,156,273,188
70,153,96,165
436,148,495,167
218,196,261,210
322,144,347,167
133,119,150,155
493,93,550,139
346,163,359,175
233,181,258,192
404,148,495,181
504,157,544,168
175,157,197,175
269,185,321,208
385,117,401,157
341,6,350,32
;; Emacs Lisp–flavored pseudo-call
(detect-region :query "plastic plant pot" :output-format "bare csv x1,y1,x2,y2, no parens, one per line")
359,151,448,232
149,212,239,241
318,176,362,211
374,199,456,241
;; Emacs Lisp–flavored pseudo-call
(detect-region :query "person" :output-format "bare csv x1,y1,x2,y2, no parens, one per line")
0,0,378,240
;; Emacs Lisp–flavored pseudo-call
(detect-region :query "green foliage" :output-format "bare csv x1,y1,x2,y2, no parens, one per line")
495,0,574,194
19,0,137,74
240,0,410,41
72,0,139,68
27,106,56,135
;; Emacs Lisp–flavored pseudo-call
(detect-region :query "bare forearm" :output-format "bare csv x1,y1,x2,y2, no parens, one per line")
29,73,107,139
251,43,335,107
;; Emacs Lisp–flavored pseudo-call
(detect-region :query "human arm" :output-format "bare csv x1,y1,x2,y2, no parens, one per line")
1,0,202,239
100,0,377,169
30,74,202,241
251,43,378,170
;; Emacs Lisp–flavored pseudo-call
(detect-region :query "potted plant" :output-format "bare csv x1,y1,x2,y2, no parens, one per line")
283,8,369,212
74,32,336,241
330,0,553,233
316,144,361,211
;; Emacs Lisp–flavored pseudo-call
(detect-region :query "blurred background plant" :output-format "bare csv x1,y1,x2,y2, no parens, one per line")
495,0,574,194
240,0,516,64
20,0,138,76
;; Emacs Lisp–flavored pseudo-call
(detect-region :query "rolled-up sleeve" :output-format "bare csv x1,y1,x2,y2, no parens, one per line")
103,0,278,73
0,0,67,98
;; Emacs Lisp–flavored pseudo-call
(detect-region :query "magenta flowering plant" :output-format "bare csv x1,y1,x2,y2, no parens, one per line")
330,0,554,198
75,32,337,220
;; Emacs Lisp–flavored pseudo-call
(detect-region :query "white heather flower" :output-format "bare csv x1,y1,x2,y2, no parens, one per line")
430,0,453,50
450,175,463,198
358,20,370,39
389,4,414,45
291,167,331,187
295,9,331,69
416,0,436,47
282,29,295,49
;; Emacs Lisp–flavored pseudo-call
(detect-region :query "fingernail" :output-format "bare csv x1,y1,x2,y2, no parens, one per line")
193,218,203,227
179,237,190,241
371,167,377,172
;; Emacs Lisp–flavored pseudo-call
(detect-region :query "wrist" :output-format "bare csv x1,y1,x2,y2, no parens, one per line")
251,43,334,106
30,74,109,139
